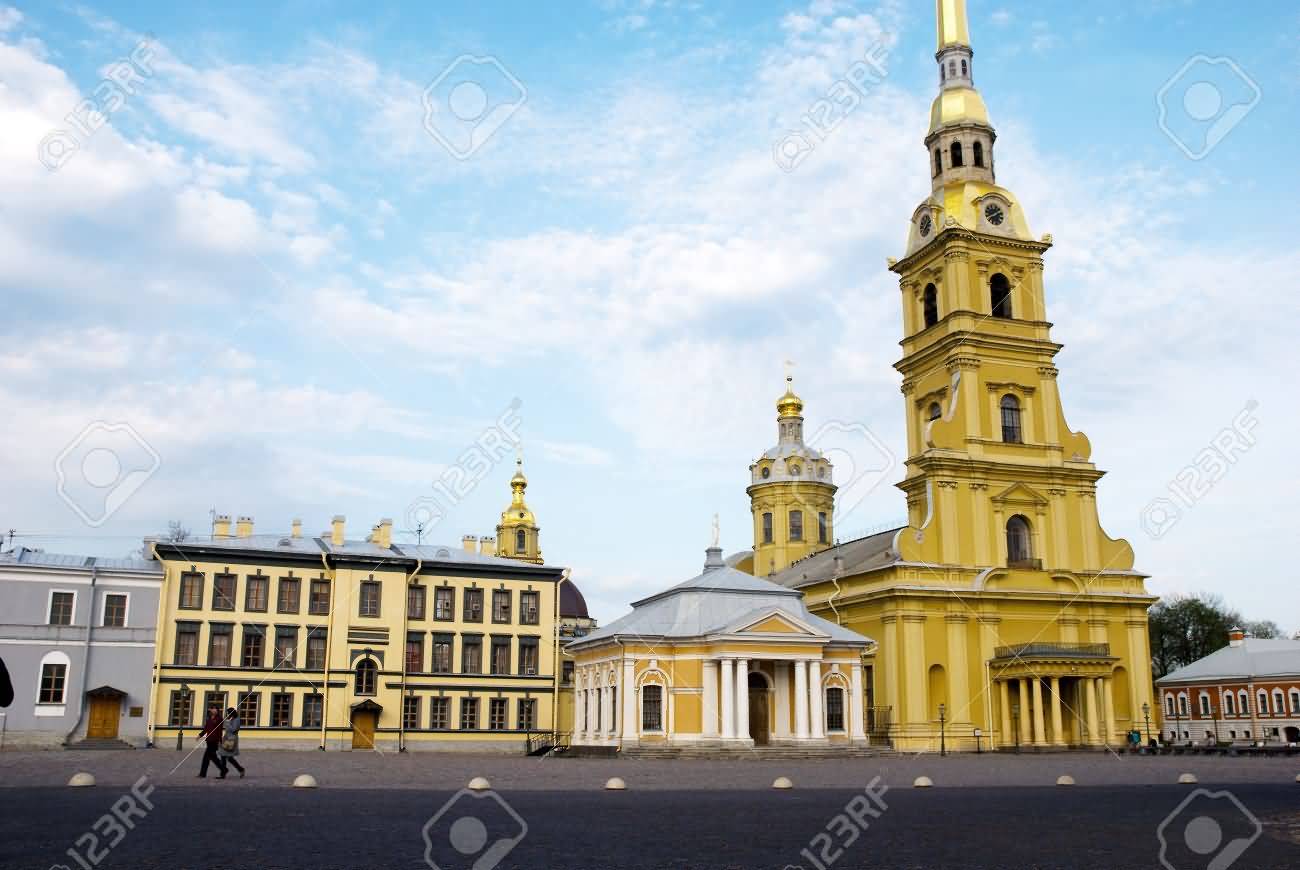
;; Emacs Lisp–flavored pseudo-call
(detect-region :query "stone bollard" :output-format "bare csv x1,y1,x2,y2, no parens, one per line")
467,776,492,791
292,774,318,789
913,776,933,788
772,776,793,790
1056,775,1075,786
605,777,626,791
68,772,96,788
1178,773,1198,784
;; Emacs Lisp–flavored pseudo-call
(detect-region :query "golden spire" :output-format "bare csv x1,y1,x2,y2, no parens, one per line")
936,0,972,52
509,450,528,506
776,374,803,420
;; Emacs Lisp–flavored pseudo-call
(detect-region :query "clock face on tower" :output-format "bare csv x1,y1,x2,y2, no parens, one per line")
919,214,933,237
984,203,1006,226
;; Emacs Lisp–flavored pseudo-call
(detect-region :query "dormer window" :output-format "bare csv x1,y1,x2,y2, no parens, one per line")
761,466,771,479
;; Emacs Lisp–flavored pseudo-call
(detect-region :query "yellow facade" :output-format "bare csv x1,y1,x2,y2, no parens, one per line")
749,0,1157,752
146,514,566,751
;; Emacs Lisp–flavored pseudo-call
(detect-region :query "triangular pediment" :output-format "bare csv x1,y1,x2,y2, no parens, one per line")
990,481,1049,508
725,608,826,639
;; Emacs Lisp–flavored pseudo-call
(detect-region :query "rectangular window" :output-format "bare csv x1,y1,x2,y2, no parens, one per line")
179,573,203,609
207,623,233,667
430,697,451,730
818,512,828,544
174,622,199,665
305,628,327,670
562,660,574,685
212,573,236,610
1200,695,1211,716
520,591,540,625
48,591,75,626
517,698,537,731
461,637,482,674
274,626,298,668
168,690,193,727
277,578,301,614
492,590,511,624
489,698,507,730
238,691,260,726
460,698,479,730
490,637,511,675
518,638,539,675
408,585,427,620
403,696,421,730
434,587,454,621
642,684,663,731
245,576,268,612
241,626,265,668
825,688,845,732
102,593,128,627
308,579,331,615
432,635,453,674
463,588,484,623
270,693,293,727
359,579,381,617
789,510,803,542
302,694,323,728
762,512,773,544
202,691,227,720
406,631,425,673
38,662,67,704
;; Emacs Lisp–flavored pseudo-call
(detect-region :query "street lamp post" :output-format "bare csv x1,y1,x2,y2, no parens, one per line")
1173,698,1182,745
1011,703,1021,754
1142,702,1152,747
1209,698,1220,748
939,703,947,757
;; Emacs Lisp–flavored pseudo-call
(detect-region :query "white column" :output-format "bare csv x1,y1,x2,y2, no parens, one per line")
794,660,810,739
702,660,719,738
600,683,613,740
735,659,751,741
720,659,735,739
620,658,636,741
774,662,791,738
850,663,866,740
575,679,587,742
809,660,825,739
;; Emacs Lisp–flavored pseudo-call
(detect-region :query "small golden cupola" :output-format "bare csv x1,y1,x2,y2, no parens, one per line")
745,372,837,576
495,455,542,563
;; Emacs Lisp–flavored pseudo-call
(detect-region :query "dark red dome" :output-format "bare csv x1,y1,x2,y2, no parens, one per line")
560,581,590,619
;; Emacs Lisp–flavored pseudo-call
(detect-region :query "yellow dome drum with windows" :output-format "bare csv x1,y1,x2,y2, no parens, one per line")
495,458,542,564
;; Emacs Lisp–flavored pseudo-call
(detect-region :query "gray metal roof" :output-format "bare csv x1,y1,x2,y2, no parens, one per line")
165,534,554,569
569,549,872,649
0,547,162,575
1156,639,1300,684
770,527,903,589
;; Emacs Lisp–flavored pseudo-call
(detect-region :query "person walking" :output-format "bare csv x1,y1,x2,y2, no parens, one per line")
197,704,228,779
218,707,245,779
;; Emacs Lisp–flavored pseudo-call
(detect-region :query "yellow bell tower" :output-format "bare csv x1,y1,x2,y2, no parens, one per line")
746,375,836,575
495,456,543,564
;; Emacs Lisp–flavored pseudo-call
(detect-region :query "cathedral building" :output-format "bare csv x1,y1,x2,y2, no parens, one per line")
740,0,1158,751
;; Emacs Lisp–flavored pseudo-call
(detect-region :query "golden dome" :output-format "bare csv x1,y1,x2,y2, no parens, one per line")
510,458,527,490
929,87,990,136
776,376,803,419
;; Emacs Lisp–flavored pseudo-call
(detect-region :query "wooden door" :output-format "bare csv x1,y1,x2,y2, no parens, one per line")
748,689,769,745
86,696,120,739
351,710,377,749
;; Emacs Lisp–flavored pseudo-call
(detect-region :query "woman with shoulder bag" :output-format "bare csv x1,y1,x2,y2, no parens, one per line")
218,707,246,779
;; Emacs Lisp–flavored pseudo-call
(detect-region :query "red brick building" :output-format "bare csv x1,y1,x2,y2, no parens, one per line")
1155,628,1300,745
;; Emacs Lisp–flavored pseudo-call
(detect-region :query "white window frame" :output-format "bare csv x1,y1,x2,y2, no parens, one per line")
1290,689,1299,714
46,588,78,626
1178,693,1189,716
1238,690,1249,715
1198,693,1210,716
35,650,72,712
824,685,847,733
100,590,131,627
1164,694,1175,716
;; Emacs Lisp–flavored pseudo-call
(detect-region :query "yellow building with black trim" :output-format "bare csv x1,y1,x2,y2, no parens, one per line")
147,470,579,751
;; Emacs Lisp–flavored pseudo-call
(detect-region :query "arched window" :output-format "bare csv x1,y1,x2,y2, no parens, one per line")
789,510,804,542
825,686,846,732
1223,692,1235,715
1238,690,1249,714
940,63,945,82
961,59,968,77
762,512,773,544
1179,695,1189,716
948,60,956,78
641,684,663,732
934,149,943,176
37,650,71,705
761,466,770,479
1272,690,1284,714
1000,394,1022,443
951,141,964,168
515,529,526,552
1259,691,1270,714
1290,689,1299,713
1199,694,1211,716
928,402,942,422
1005,515,1032,564
973,141,984,168
990,273,1013,319
923,284,938,328
355,659,377,696
1164,695,1175,716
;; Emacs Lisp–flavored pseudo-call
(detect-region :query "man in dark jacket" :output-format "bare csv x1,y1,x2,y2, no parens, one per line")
197,705,228,778
0,657,12,708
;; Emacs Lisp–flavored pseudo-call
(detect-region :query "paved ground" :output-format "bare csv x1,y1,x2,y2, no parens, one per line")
1,751,1297,869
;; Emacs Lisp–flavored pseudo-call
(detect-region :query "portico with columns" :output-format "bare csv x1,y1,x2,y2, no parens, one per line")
567,546,873,750
989,644,1122,749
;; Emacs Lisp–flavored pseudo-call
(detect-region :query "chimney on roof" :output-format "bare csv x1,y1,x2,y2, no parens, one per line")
213,514,232,538
375,518,393,549
1228,626,1245,648
833,555,844,577
462,535,478,553
235,516,254,538
479,536,495,555
141,536,159,559
331,515,346,547
703,545,725,572
291,518,302,538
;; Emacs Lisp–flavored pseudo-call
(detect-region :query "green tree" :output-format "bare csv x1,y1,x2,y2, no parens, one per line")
1148,593,1241,679
1243,620,1280,639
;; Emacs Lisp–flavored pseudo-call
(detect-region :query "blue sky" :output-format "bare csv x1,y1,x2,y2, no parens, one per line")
1,0,1297,631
